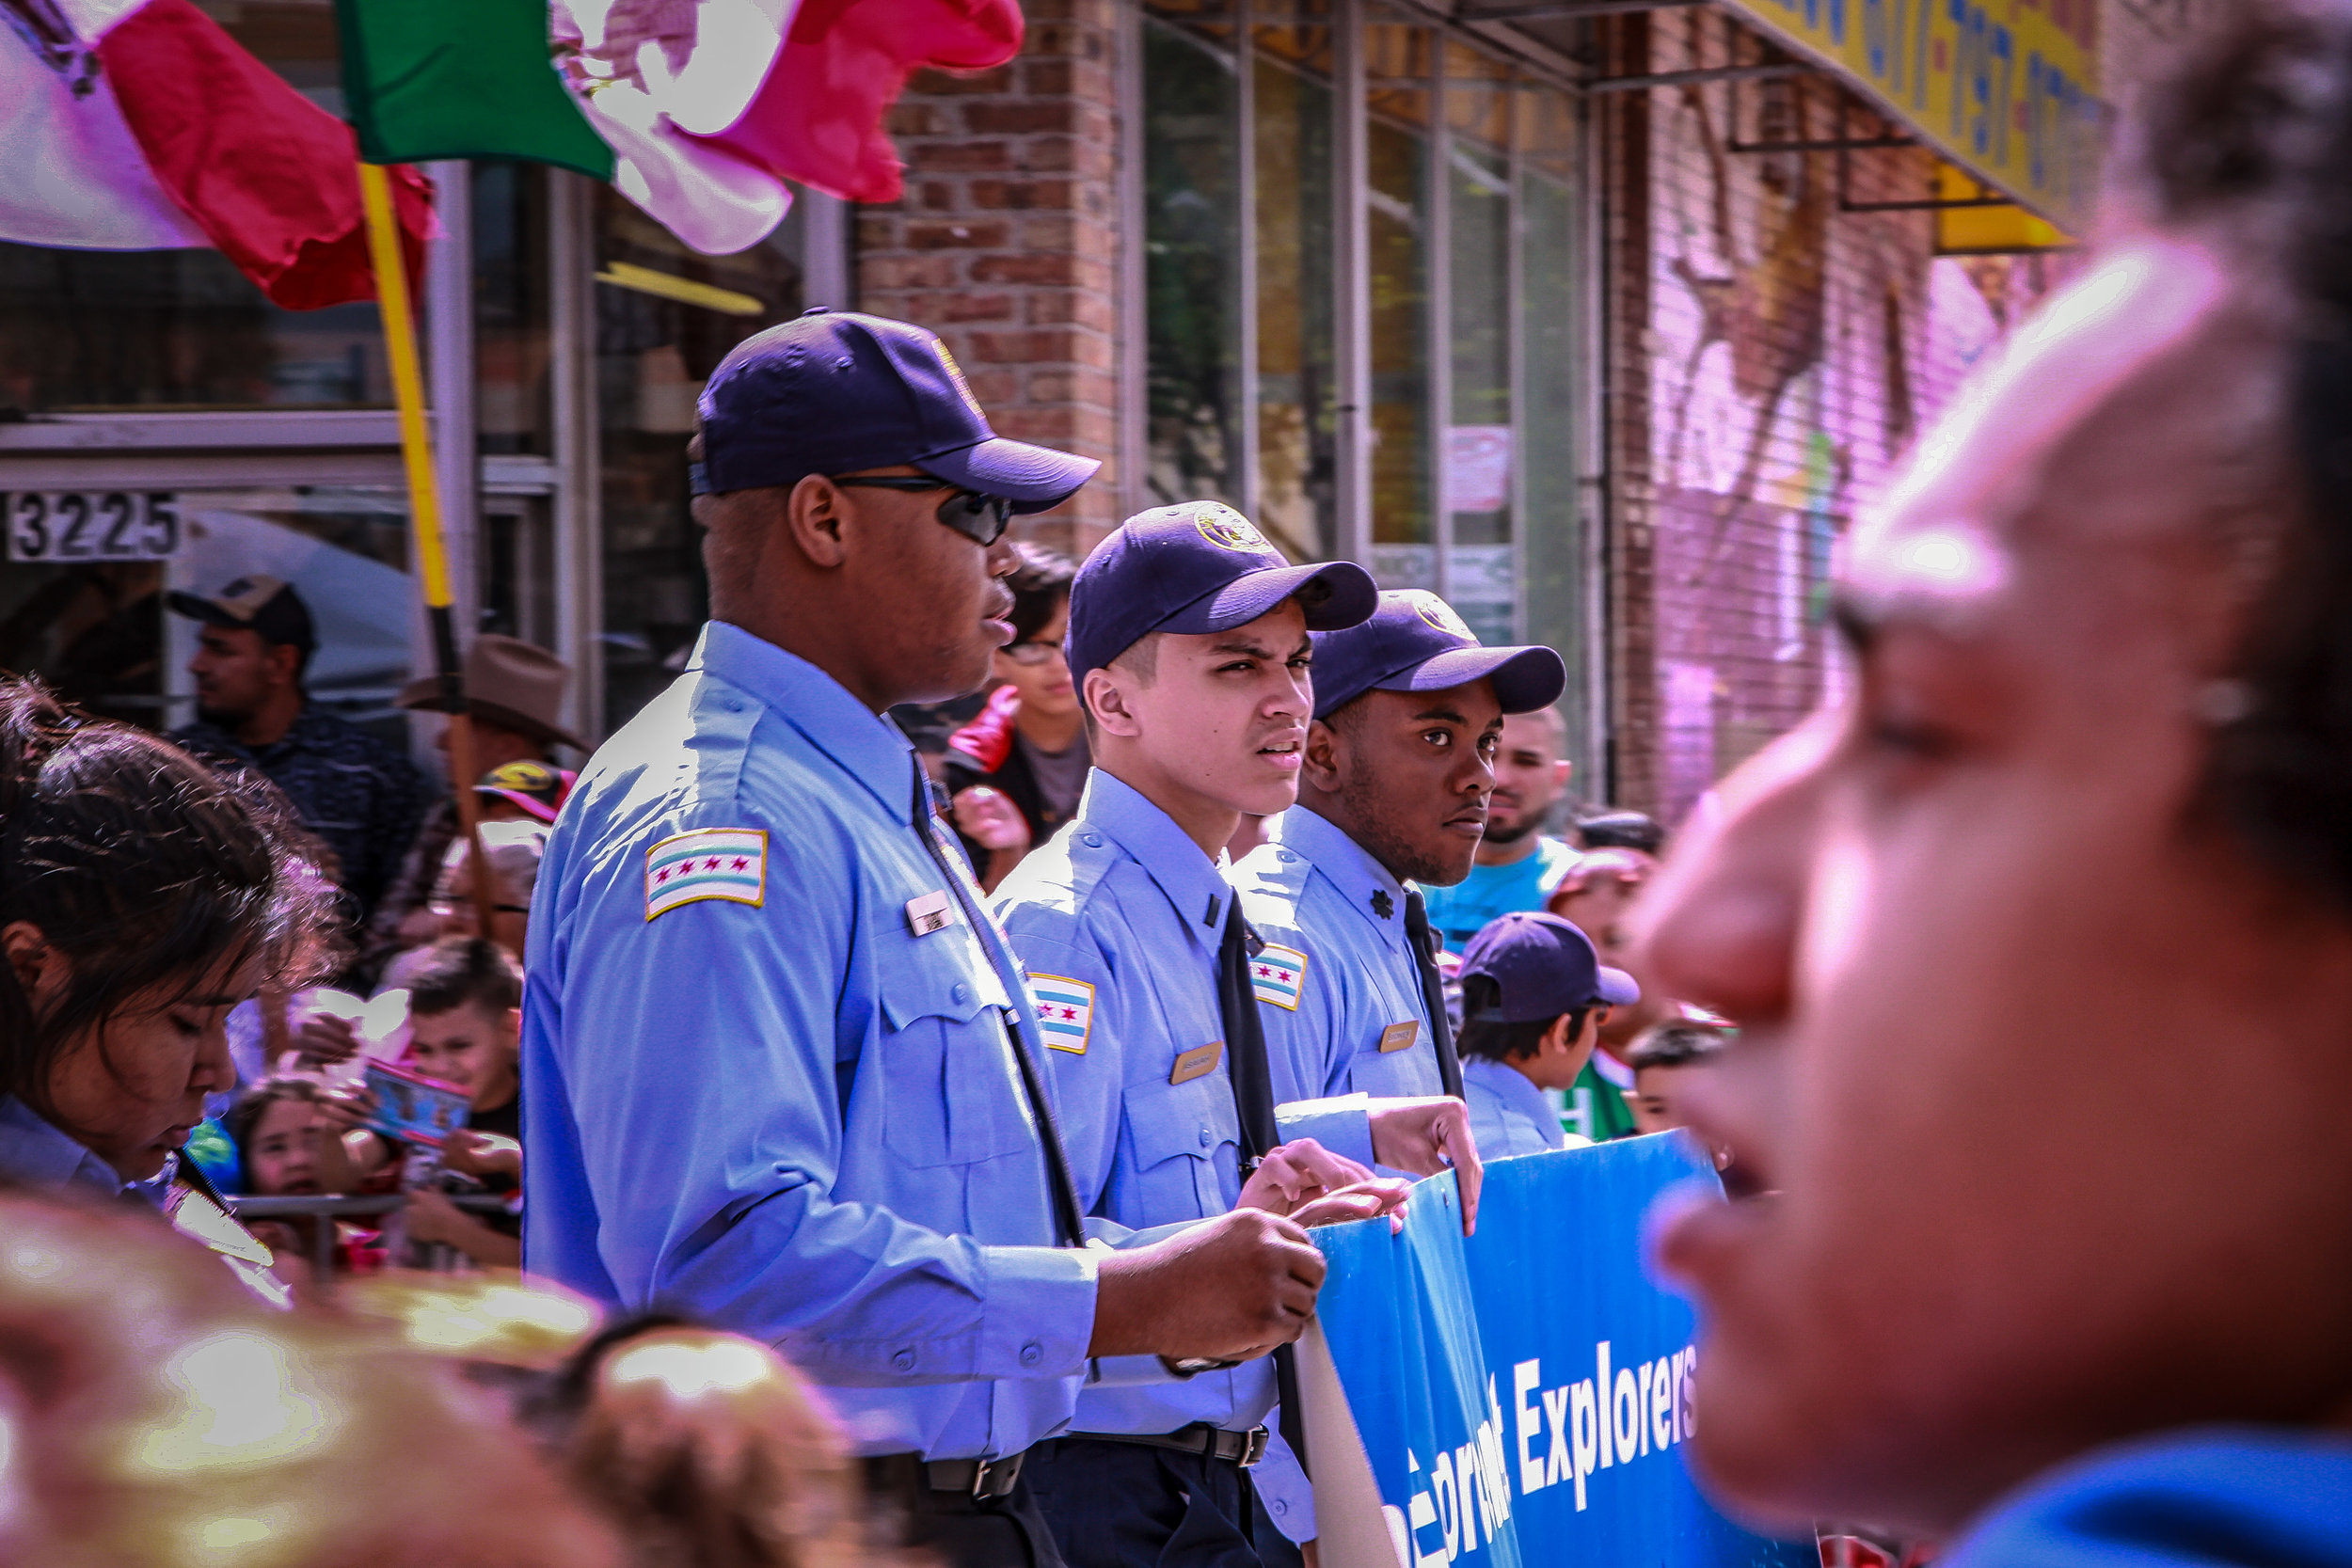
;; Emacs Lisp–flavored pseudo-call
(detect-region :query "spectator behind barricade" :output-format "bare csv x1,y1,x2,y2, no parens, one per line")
0,677,335,1211
223,1074,385,1285
1547,843,1666,1141
1416,704,1581,950
1575,809,1665,856
370,637,584,974
946,543,1085,891
379,816,550,990
167,575,427,928
1453,911,1640,1159
398,936,525,1270
1624,1022,1727,1137
0,1188,625,1567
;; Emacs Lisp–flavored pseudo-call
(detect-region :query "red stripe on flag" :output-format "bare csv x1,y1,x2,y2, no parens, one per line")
692,0,1023,205
96,0,436,310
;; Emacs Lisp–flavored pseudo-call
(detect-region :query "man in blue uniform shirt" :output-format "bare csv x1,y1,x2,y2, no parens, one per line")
991,506,1481,1568
1453,911,1637,1158
522,311,1331,1568
1234,591,1565,1116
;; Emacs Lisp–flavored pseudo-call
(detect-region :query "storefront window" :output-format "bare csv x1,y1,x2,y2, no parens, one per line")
1364,9,1433,589
0,1,392,413
1142,4,1245,511
595,187,809,729
476,165,554,456
1253,10,1339,562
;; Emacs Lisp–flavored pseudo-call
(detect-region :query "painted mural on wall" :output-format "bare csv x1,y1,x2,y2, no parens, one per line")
1646,11,2061,823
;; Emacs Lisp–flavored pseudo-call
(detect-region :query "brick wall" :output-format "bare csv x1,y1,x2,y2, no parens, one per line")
856,0,1128,555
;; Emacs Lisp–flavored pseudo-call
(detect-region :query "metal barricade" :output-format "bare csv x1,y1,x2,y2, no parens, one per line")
230,1192,514,1284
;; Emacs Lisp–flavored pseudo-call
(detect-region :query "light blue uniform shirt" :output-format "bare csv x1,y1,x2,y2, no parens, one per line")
992,772,1358,1539
0,1094,125,1197
1461,1055,1574,1158
1234,807,1449,1167
522,622,1098,1463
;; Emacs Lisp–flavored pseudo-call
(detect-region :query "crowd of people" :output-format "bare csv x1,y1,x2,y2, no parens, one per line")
6,8,2352,1565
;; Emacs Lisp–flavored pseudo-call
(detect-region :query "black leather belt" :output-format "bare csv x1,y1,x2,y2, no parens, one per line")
864,1449,1027,1500
1070,1423,1270,1466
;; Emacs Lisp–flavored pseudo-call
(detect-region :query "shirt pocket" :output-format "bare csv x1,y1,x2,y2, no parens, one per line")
1343,1031,1443,1101
1122,1071,1241,1219
877,960,1035,1168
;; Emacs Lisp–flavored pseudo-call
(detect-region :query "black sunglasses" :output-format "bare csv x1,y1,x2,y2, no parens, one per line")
830,476,1015,546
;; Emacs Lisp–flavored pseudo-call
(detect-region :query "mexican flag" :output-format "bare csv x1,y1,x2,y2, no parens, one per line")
0,0,435,308
335,0,1026,256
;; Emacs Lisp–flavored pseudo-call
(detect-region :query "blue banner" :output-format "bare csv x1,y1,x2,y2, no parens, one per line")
1306,1136,1812,1568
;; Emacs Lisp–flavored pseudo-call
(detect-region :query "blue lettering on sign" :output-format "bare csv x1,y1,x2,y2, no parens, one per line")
1827,0,1847,46
1863,0,1890,81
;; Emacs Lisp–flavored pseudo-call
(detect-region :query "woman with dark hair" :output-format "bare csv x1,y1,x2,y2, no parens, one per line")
0,676,335,1203
945,542,1086,889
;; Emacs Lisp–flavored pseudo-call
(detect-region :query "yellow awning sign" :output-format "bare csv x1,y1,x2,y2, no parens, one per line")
1722,0,2104,235
1931,160,2072,254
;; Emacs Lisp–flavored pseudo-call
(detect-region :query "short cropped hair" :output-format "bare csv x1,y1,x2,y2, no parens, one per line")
405,936,523,1019
1627,1022,1729,1073
1454,973,1591,1064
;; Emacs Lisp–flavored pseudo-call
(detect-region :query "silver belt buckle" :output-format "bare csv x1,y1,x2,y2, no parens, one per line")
1241,1426,1270,1467
971,1453,1023,1498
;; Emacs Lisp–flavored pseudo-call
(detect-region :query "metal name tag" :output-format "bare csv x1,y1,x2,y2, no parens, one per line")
1169,1040,1224,1085
1379,1020,1420,1053
905,889,956,937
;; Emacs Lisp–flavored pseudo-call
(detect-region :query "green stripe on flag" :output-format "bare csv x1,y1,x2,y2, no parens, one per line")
336,0,616,179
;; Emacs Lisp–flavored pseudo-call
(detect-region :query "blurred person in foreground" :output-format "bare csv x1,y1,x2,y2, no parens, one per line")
947,543,1088,891
1453,911,1637,1159
1624,1022,1725,1137
1638,8,2352,1558
168,575,426,926
1416,704,1582,950
0,1188,622,1568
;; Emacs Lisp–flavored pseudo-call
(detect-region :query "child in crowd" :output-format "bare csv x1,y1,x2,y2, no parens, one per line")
399,937,527,1269
1624,1022,1729,1136
1454,911,1641,1159
224,1075,385,1284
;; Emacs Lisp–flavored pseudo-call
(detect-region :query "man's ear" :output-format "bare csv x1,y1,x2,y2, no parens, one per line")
1301,717,1345,793
500,1006,522,1045
1085,667,1145,740
1542,1011,1578,1056
267,642,303,689
781,474,851,570
1553,759,1573,790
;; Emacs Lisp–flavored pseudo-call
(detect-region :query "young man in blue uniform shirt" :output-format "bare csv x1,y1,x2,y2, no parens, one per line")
522,312,1333,1568
1452,911,1637,1158
993,504,1483,1568
1234,591,1565,1116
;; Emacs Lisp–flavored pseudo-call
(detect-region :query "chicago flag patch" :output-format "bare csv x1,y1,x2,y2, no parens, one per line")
1030,975,1095,1053
645,828,767,919
1250,944,1308,1010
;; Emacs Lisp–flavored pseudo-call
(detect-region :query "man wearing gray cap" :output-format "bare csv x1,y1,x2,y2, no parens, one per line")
522,311,1332,1568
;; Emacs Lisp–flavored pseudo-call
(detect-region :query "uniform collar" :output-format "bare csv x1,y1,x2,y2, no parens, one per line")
691,622,918,823
1271,805,1407,948
1463,1054,1555,1137
0,1095,125,1198
1077,769,1233,949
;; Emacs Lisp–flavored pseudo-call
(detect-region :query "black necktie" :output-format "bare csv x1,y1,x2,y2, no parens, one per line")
910,766,1088,1248
1212,895,1309,1476
1404,888,1467,1101
1216,898,1279,1166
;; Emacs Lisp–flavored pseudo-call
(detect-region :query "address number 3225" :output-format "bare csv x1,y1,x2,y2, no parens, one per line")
5,491,182,562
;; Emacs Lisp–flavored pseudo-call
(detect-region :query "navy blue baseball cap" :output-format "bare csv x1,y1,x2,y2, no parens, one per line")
692,308,1099,512
1308,590,1567,721
1066,503,1378,689
1459,911,1639,1022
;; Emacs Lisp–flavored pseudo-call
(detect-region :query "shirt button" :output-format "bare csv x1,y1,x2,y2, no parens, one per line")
1081,832,1103,847
1020,1341,1042,1367
1272,1499,1289,1516
892,1348,917,1372
952,982,971,1005
1198,1126,1212,1148
1276,850,1296,863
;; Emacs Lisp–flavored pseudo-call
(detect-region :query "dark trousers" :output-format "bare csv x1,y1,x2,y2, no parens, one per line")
1024,1438,1306,1568
863,1455,1069,1568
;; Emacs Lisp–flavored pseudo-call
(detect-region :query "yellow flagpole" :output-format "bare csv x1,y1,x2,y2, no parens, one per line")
359,161,496,941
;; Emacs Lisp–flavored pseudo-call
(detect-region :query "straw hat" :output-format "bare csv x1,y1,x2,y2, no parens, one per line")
397,634,586,752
